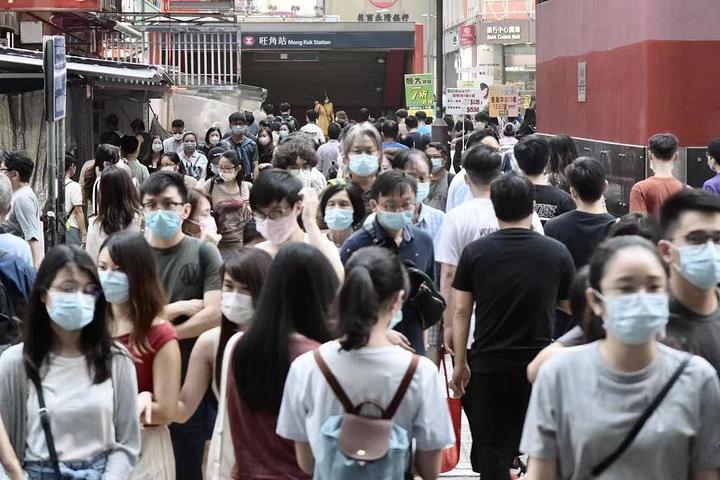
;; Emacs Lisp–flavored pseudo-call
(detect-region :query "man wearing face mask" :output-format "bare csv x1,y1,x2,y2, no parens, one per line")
271,134,327,194
162,119,185,154
340,170,435,354
659,189,720,373
220,112,259,182
140,171,223,480
178,132,208,181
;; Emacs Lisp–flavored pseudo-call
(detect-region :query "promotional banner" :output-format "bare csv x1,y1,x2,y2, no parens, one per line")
489,84,520,117
404,73,434,112
445,88,484,115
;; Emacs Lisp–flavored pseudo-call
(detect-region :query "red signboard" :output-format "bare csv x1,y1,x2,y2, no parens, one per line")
369,0,398,8
459,24,476,46
0,0,100,10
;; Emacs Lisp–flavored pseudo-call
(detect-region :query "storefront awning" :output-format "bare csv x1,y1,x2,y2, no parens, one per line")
0,46,173,88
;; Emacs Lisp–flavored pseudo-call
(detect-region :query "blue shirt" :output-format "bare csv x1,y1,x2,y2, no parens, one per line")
0,233,32,267
703,173,720,196
415,204,445,246
382,141,409,151
340,218,435,354
220,136,259,181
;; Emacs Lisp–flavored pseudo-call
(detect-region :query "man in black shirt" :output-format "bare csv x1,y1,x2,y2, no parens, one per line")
545,157,617,268
515,135,575,222
450,172,575,478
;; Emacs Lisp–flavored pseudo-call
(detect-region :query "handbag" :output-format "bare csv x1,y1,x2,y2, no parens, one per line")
29,375,63,480
439,348,462,473
590,355,691,477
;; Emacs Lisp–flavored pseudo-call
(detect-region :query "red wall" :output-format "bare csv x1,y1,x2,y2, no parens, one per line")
537,0,720,147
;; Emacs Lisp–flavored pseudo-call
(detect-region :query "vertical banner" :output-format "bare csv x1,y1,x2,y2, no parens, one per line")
404,73,434,114
578,61,587,102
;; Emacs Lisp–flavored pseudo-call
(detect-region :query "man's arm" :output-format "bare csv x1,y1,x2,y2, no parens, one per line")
72,205,87,243
450,289,474,396
174,290,221,340
629,184,646,213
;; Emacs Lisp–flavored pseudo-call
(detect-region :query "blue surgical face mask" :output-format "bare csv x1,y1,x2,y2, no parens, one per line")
416,182,430,203
99,270,130,304
677,242,720,289
279,130,289,139
596,291,669,345
324,208,354,231
378,210,413,231
231,125,246,136
388,308,403,330
348,153,379,177
431,158,444,173
145,210,182,240
46,292,96,331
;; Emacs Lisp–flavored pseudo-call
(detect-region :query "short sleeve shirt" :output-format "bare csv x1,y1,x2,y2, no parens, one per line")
520,342,720,479
629,177,683,216
3,185,43,244
666,294,720,374
533,184,576,222
544,210,617,268
64,180,83,229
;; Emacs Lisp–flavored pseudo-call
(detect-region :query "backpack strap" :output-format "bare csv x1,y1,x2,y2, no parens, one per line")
384,355,419,419
313,349,356,414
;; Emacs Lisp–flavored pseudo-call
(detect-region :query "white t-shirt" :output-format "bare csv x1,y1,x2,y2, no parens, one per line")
300,123,326,145
64,179,83,229
26,354,114,462
446,170,473,212
277,340,455,453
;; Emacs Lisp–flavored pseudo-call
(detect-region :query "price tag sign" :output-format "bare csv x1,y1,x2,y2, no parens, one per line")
489,85,519,118
445,88,484,115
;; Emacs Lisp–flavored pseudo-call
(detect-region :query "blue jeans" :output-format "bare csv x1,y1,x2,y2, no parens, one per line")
24,452,107,480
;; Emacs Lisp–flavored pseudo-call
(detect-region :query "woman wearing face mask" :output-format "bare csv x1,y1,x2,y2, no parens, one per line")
223,243,338,479
202,127,223,157
143,136,164,174
340,122,383,223
319,179,365,248
257,126,275,166
97,231,180,480
160,152,199,189
424,142,454,212
249,169,343,279
182,189,221,246
277,246,454,479
85,166,142,262
177,132,208,181
521,236,720,480
278,122,294,142
272,134,327,194
202,150,253,256
392,149,446,240
0,246,140,479
313,93,334,138
176,248,271,430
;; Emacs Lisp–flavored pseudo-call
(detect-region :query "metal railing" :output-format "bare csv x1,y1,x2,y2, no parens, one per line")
101,29,240,87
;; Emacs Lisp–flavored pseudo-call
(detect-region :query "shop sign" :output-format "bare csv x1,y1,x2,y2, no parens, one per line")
357,12,409,22
404,74,434,110
578,61,587,102
445,88,484,115
459,25,476,46
241,32,414,50
489,85,520,118
479,20,534,44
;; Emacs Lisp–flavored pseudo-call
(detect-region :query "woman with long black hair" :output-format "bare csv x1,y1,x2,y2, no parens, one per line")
0,246,140,478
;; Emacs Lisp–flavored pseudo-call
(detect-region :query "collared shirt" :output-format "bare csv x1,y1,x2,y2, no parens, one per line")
177,150,208,181
162,137,183,154
220,136,259,182
414,204,445,246
317,139,340,177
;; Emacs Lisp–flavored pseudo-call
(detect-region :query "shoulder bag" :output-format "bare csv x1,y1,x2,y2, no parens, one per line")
29,375,63,479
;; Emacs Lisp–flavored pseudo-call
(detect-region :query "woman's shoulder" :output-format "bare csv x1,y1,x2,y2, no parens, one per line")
148,321,178,347
0,343,24,367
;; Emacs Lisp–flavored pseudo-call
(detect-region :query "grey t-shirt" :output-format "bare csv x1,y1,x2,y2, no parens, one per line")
520,342,720,479
3,186,43,244
666,294,720,374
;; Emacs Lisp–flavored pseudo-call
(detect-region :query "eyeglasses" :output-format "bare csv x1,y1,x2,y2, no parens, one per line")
49,283,102,298
141,200,185,211
218,166,238,173
254,207,293,221
377,202,414,212
681,231,720,246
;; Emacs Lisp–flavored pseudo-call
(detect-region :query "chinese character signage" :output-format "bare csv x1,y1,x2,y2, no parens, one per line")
578,61,587,102
459,25,476,46
478,20,534,44
489,85,520,118
356,12,410,22
445,88,484,115
241,32,414,50
404,74,434,111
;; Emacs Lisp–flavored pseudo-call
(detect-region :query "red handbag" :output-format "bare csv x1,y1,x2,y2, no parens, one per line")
439,349,462,473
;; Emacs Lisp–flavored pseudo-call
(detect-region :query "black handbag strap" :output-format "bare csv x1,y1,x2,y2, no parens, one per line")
29,374,63,480
591,355,691,477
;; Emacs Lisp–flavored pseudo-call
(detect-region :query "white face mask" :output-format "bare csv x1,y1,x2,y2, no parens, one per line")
209,135,221,145
221,292,255,325
152,143,163,153
173,133,183,141
161,166,175,172
258,136,271,146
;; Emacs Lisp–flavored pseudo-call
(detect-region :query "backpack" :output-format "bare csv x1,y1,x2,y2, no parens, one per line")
312,349,419,480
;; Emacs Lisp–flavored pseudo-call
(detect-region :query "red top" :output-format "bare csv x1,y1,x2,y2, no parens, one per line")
227,335,318,480
116,322,178,393
629,176,683,216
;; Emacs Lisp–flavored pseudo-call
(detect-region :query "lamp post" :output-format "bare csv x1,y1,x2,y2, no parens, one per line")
431,0,448,144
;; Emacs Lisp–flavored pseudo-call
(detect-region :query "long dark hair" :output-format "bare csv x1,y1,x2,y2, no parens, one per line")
23,246,113,384
547,135,578,190
215,248,272,389
83,144,119,205
161,152,189,176
257,126,275,164
232,243,337,414
96,166,139,235
100,231,166,353
339,246,408,350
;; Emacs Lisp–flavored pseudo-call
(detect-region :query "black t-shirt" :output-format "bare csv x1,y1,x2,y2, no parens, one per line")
453,228,575,371
544,210,617,268
533,184,575,222
408,131,430,150
666,294,720,374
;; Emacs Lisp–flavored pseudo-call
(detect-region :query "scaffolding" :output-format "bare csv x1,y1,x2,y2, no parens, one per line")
479,0,535,21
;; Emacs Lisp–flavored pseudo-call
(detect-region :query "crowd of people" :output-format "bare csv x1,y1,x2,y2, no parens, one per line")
0,100,719,480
